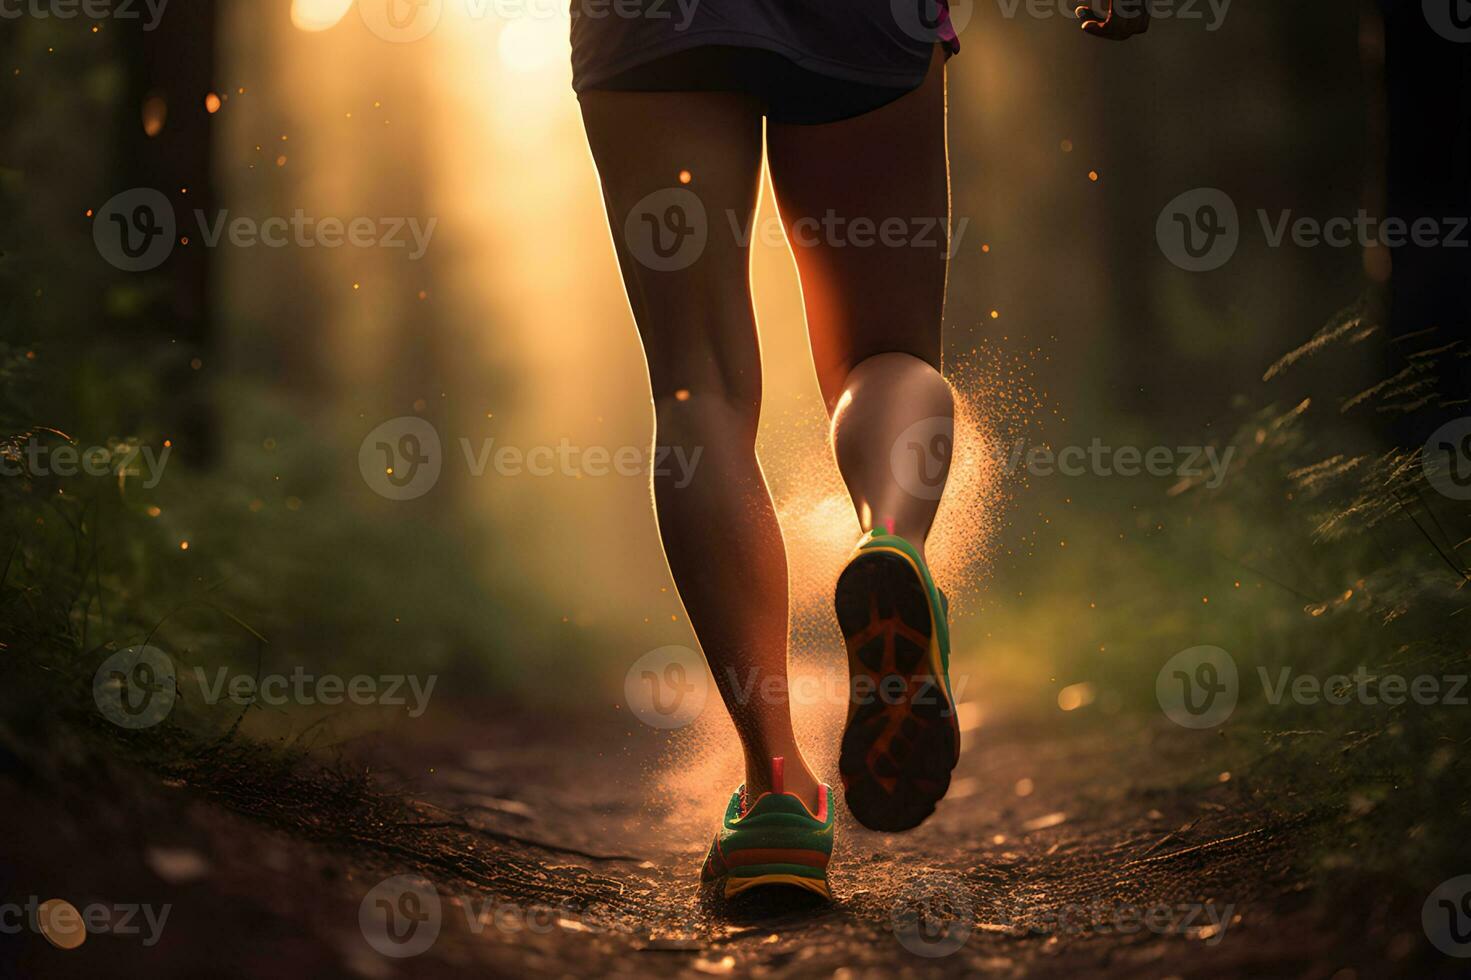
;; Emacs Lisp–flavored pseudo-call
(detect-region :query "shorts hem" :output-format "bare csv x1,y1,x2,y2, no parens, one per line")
572,30,934,96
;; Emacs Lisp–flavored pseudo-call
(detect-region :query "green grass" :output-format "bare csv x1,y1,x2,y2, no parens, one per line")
974,306,1471,890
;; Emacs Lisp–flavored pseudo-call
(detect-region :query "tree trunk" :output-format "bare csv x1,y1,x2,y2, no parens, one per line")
121,1,219,465
1376,0,1471,446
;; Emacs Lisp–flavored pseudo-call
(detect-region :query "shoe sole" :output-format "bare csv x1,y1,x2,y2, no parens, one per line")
835,548,959,832
723,873,832,900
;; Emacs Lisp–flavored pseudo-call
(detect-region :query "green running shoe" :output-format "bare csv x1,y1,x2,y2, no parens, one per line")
699,758,834,900
834,528,960,832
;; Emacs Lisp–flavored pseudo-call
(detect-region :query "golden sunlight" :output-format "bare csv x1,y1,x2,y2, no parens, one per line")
291,0,354,33
498,17,565,75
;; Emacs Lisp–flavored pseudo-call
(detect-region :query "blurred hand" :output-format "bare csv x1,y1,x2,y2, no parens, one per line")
1074,0,1150,40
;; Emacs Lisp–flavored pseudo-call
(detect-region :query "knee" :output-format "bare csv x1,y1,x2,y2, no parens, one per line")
647,326,762,442
651,374,762,452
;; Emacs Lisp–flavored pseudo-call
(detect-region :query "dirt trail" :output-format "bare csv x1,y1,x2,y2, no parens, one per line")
6,691,1413,979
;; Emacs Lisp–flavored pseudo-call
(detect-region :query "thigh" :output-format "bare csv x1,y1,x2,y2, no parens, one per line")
580,89,766,403
766,47,950,411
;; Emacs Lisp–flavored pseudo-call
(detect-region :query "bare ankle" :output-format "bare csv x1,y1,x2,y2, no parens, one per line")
875,519,929,562
745,755,822,812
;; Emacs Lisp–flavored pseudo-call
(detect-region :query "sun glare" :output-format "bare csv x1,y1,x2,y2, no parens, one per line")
498,18,565,74
291,0,354,33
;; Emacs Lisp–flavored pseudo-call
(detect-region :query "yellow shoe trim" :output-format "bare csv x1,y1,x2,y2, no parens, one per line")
723,874,832,901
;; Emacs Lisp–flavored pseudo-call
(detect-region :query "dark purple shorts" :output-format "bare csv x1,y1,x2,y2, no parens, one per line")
571,1,959,125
